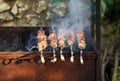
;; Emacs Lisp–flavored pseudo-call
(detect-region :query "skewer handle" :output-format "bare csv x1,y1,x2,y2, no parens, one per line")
53,48,57,61
70,45,74,63
40,51,45,64
60,48,63,54
53,48,56,57
80,50,84,64
70,51,74,63
50,48,57,63
70,45,74,56
60,48,65,61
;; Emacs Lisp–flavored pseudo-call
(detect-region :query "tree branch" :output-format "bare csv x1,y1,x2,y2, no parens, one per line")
112,49,120,81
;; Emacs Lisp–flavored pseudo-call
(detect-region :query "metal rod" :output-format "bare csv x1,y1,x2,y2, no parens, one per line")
40,50,45,64
40,27,43,30
70,45,74,63
80,50,84,64
50,48,57,63
60,48,65,61
51,14,54,30
53,48,56,58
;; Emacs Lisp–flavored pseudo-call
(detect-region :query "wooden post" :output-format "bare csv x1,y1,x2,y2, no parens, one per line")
96,0,101,81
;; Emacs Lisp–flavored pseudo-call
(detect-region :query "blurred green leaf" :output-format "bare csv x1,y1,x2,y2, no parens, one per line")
51,0,66,7
107,0,113,5
101,0,106,18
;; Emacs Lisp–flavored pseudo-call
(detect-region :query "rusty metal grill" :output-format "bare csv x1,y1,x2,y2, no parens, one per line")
0,0,101,81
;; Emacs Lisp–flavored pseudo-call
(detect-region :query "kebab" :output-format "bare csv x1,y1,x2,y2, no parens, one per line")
76,30,86,64
67,30,75,63
37,29,47,64
48,29,57,63
58,29,66,61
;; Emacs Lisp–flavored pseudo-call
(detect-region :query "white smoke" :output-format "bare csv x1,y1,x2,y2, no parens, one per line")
52,0,91,33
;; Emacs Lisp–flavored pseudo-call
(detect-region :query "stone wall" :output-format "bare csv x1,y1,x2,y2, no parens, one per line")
0,0,66,27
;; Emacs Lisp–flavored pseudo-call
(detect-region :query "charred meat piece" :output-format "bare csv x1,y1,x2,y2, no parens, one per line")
76,30,86,49
48,29,57,48
67,30,75,63
58,29,66,48
37,30,47,41
37,41,47,51
58,29,66,61
78,40,86,49
67,30,75,46
76,30,86,64
37,30,47,51
48,29,58,63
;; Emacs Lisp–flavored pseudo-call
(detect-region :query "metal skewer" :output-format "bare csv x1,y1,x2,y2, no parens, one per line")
70,45,74,63
60,48,65,61
50,14,55,30
50,48,57,63
40,27,43,30
40,50,45,64
80,50,84,64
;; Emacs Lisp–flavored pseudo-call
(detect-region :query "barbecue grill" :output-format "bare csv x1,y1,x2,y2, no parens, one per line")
0,0,101,81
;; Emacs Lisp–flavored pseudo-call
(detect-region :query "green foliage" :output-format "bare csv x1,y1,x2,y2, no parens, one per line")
51,0,120,23
101,0,107,18
101,0,120,22
51,0,66,7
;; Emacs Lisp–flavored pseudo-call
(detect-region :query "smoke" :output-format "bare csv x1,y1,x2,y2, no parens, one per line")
25,32,38,51
25,0,94,52
52,0,94,51
52,0,91,32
